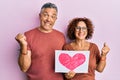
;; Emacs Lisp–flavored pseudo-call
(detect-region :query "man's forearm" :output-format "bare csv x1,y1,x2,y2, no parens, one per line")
18,50,31,72
20,44,28,55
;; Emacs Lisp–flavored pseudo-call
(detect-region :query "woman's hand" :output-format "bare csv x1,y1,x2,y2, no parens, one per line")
65,71,76,79
101,43,110,56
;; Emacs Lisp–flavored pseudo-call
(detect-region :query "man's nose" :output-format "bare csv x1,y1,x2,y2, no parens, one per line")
47,16,51,21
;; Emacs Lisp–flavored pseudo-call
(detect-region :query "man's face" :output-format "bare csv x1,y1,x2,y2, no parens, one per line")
39,8,57,32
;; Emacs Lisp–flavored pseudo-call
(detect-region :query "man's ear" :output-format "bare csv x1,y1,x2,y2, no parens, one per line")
56,17,57,20
39,13,41,17
39,13,41,20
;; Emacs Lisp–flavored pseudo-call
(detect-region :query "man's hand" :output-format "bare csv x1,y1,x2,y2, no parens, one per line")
15,33,27,46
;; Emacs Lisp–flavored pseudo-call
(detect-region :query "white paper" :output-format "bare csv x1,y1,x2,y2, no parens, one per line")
55,50,90,73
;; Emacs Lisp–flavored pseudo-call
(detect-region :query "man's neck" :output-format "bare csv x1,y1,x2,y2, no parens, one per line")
38,27,53,33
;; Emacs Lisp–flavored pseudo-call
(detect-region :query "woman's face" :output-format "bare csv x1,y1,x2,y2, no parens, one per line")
75,21,88,40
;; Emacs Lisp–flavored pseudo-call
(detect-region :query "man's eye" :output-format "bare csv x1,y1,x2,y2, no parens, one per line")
51,16,56,19
43,13,48,17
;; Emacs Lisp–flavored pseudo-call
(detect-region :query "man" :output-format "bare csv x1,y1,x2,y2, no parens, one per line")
15,2,65,80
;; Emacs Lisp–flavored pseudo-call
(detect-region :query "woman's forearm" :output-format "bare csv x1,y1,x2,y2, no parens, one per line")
96,54,106,72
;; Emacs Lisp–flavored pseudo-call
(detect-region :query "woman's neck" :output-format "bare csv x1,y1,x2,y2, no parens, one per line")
71,39,90,50
75,39,86,47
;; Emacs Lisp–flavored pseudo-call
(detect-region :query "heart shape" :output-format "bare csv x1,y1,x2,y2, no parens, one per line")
59,53,86,70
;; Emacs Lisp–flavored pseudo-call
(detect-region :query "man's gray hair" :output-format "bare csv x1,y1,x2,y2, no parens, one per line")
41,2,58,12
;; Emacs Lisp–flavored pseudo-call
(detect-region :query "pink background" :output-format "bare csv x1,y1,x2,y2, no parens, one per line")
0,0,119,80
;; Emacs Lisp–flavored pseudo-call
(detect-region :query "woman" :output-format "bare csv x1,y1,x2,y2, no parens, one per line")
63,17,110,80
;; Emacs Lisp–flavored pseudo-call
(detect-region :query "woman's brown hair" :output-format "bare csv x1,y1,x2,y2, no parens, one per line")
67,17,94,40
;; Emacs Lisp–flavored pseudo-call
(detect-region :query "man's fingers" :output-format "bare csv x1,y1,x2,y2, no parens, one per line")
15,33,26,42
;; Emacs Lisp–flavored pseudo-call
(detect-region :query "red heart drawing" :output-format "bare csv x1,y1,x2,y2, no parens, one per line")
59,53,86,70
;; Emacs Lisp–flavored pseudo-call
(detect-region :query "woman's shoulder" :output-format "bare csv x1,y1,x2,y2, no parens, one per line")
63,43,71,47
89,42,99,49
63,42,73,50
90,42,97,46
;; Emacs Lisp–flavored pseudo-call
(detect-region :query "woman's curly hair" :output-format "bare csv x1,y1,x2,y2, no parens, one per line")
67,17,94,40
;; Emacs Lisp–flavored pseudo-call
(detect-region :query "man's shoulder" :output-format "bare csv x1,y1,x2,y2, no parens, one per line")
24,28,37,34
53,29,64,35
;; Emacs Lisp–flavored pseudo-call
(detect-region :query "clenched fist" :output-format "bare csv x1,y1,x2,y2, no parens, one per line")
15,33,27,46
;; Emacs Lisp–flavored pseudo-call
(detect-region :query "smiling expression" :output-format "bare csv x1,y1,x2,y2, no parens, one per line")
75,21,88,40
39,8,57,33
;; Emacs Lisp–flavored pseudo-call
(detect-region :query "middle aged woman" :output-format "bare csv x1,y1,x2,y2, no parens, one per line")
63,17,110,80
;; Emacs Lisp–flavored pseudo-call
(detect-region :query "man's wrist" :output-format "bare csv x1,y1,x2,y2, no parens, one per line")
21,43,27,47
21,51,28,55
21,45,28,55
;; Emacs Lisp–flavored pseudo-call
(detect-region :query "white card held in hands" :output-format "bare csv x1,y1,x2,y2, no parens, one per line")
55,50,90,73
